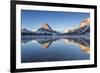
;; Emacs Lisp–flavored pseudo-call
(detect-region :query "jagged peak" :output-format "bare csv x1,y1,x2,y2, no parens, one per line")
41,23,52,31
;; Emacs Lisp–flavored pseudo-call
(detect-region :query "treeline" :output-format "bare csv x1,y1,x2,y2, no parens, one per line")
22,33,53,35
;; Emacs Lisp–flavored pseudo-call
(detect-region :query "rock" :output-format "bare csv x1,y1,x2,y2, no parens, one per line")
41,23,52,31
80,18,90,28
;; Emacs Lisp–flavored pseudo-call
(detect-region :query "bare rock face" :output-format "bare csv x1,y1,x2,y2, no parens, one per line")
80,18,90,28
41,23,52,31
36,23,60,35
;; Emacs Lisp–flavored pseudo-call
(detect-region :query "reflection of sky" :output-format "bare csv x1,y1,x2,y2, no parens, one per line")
21,10,90,32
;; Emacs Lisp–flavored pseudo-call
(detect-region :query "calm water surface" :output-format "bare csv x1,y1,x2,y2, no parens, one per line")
21,36,90,63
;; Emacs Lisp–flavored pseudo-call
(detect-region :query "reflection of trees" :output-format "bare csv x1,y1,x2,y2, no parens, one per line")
21,35,90,53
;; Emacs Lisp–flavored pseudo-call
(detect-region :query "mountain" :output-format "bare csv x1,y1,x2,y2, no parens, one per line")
65,25,90,35
64,18,90,35
80,18,90,28
36,23,60,35
21,23,60,35
22,28,33,33
22,18,90,36
41,23,52,31
21,28,35,35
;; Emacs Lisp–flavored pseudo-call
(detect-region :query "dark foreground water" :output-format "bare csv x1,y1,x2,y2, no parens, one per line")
21,35,90,63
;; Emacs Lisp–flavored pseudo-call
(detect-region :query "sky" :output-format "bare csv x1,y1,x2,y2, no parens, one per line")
21,10,90,32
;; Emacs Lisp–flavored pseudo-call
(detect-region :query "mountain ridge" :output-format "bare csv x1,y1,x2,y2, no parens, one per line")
21,18,90,36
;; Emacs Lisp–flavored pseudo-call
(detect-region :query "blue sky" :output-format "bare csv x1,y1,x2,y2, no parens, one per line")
21,10,90,32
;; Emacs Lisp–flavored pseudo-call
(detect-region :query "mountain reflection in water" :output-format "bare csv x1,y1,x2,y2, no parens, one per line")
21,35,90,63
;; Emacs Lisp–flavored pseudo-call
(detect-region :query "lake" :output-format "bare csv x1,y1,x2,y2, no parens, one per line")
21,35,90,63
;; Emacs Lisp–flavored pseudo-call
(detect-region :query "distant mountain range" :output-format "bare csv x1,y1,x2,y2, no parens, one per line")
22,23,60,35
64,18,90,35
22,18,90,36
21,28,34,35
64,25,90,35
22,28,33,33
